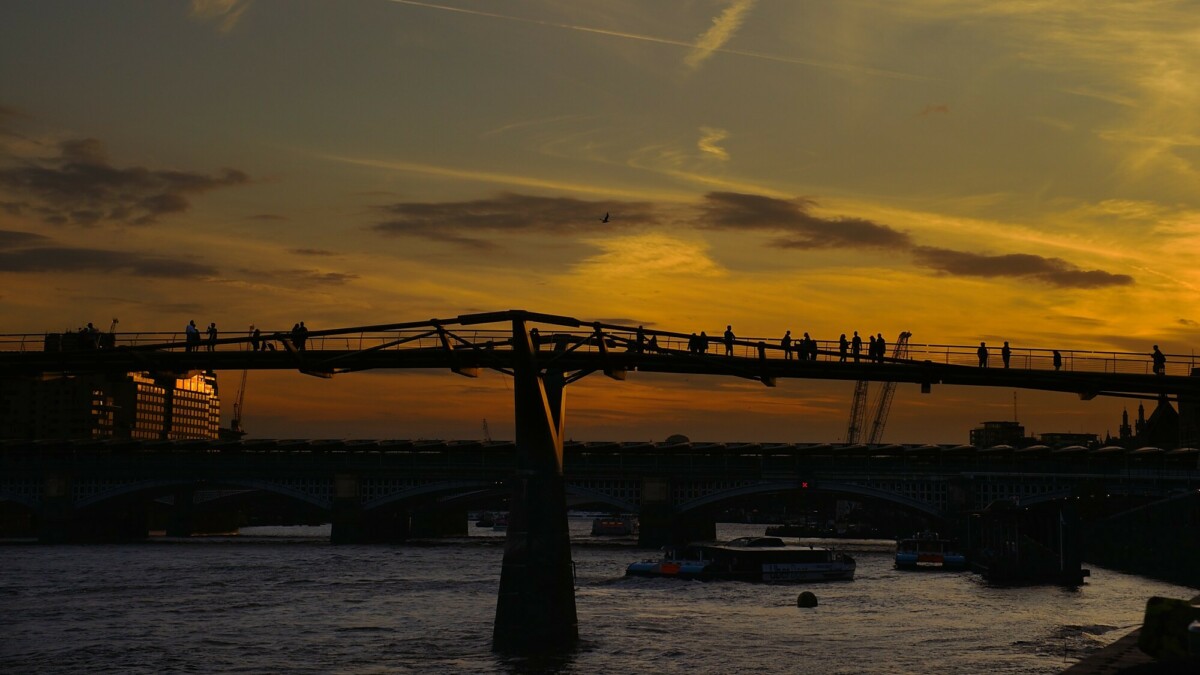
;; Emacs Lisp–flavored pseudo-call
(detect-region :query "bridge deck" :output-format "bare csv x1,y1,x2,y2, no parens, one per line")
2,310,1197,399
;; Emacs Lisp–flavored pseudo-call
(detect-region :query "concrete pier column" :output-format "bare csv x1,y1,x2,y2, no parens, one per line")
37,474,73,544
410,506,468,538
359,506,411,543
166,486,195,538
637,478,716,548
330,473,363,545
637,478,669,547
492,318,578,653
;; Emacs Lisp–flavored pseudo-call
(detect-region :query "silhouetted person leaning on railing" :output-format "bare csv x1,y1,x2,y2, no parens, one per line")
1152,345,1166,375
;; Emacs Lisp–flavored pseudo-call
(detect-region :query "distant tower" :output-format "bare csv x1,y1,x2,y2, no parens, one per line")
1119,408,1133,442
1135,403,1147,438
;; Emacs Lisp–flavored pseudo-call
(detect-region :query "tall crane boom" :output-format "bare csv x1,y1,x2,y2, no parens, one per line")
230,369,248,436
846,380,870,444
866,331,912,444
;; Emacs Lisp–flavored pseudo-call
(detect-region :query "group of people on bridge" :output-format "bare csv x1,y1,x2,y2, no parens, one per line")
181,321,310,353
631,325,894,363
625,325,1170,376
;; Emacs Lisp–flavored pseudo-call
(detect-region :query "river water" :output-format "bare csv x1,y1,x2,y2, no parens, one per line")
3,520,1195,674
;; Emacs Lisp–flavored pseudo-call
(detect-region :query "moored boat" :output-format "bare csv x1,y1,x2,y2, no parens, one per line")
626,536,855,582
591,514,638,536
894,531,966,570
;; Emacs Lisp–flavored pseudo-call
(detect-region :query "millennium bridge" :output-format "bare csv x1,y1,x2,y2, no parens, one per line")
3,309,1199,653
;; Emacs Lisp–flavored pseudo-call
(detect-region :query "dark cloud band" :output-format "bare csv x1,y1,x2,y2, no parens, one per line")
0,138,249,226
910,246,1133,288
366,190,1133,290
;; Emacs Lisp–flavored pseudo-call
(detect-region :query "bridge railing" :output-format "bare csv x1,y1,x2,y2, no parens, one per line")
1,325,1195,377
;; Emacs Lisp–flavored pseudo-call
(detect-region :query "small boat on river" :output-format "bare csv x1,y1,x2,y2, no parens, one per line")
591,514,638,536
626,536,855,582
894,532,966,570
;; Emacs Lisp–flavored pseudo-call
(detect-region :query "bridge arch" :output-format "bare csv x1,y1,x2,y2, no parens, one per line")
675,480,946,520
72,478,332,511
363,480,494,511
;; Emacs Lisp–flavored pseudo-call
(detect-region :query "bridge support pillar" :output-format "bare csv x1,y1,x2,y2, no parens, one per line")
331,473,365,545
332,477,413,544
37,473,74,544
166,486,195,538
410,506,468,537
636,479,715,548
492,319,578,654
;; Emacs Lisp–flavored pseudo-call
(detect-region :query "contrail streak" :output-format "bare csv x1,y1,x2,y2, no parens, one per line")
318,152,696,201
686,0,756,70
387,0,929,81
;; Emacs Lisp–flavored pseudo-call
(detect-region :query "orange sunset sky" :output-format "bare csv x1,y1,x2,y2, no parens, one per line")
2,1,1198,443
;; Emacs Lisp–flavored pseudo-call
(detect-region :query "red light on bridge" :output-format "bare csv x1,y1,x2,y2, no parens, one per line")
801,481,810,489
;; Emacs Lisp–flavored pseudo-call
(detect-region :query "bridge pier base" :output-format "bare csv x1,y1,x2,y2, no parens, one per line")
410,506,468,538
331,473,366,545
637,502,716,548
166,486,195,538
37,474,73,544
492,320,578,654
637,479,716,547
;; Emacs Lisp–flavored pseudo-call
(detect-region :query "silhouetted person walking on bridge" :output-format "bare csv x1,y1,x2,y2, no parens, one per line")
978,342,989,368
876,333,886,363
1001,341,1011,368
724,326,735,356
839,334,848,362
251,326,261,352
647,334,658,352
781,330,792,359
1053,350,1062,371
1152,345,1166,375
700,331,709,354
635,325,645,353
851,331,862,362
206,323,218,351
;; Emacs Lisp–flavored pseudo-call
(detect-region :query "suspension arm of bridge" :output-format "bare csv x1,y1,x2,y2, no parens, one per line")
492,314,579,654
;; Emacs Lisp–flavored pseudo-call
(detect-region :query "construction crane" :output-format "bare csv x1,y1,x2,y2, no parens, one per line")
845,380,870,444
229,369,249,437
845,331,912,444
866,331,912,444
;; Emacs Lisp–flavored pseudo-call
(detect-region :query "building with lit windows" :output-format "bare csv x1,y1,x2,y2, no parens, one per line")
0,372,220,440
